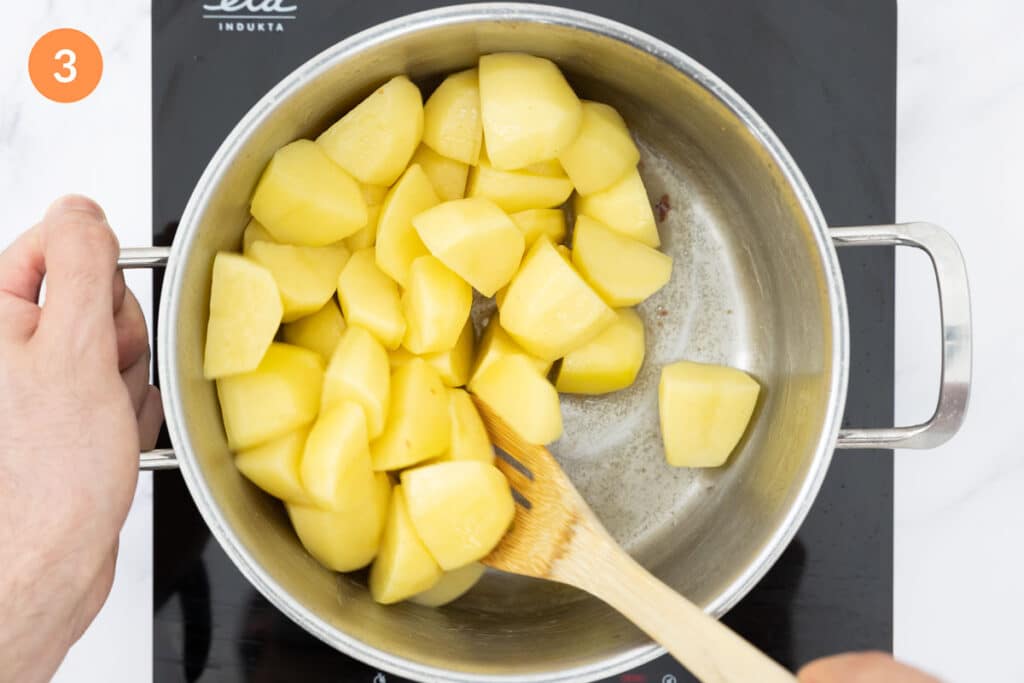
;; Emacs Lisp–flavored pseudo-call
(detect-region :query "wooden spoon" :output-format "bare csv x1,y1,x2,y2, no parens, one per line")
471,396,796,683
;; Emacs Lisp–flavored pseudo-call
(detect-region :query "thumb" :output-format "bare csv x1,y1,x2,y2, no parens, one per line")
36,196,121,352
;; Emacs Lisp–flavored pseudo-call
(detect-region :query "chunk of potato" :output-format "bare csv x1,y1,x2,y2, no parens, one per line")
571,216,672,307
321,325,391,438
402,256,472,355
509,209,566,247
556,308,645,394
471,355,563,445
316,76,424,186
412,198,524,296
241,218,275,255
422,68,482,165
409,144,469,201
216,343,323,450
251,140,367,246
409,562,486,607
468,316,550,390
300,401,376,511
574,168,659,247
369,485,442,604
281,299,346,363
478,53,582,170
390,318,474,387
344,184,388,250
235,428,312,505
337,248,406,350
375,164,440,287
466,160,574,213
248,241,350,322
558,101,640,195
287,471,391,573
402,461,515,570
499,236,616,361
432,388,495,464
659,361,761,467
371,358,450,471
203,253,282,379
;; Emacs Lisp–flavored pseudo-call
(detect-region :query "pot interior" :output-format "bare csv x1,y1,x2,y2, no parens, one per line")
163,8,840,681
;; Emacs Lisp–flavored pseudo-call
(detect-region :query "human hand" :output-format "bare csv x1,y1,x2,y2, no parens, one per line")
800,652,942,682
0,196,163,682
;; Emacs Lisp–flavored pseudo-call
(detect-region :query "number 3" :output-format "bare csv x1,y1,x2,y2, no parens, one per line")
53,48,77,83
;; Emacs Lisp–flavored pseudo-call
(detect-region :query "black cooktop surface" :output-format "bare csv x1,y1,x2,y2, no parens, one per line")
152,2,895,681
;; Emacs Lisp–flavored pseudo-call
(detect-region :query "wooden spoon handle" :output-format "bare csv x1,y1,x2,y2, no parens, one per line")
553,521,796,683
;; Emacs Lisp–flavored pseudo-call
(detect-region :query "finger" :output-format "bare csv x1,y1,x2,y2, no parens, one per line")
121,347,152,415
112,269,127,315
36,195,120,347
798,652,942,683
0,224,46,341
137,386,164,451
114,287,149,372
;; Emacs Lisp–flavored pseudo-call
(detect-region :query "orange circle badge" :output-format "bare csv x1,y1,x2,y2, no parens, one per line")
28,29,103,103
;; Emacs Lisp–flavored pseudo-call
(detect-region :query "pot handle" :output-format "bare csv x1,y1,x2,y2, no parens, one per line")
831,223,971,449
119,247,179,470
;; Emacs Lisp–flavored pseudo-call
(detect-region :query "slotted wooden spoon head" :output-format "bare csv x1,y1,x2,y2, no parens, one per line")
471,395,600,579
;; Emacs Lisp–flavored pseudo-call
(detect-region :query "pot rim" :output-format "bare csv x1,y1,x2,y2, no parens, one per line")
158,4,850,681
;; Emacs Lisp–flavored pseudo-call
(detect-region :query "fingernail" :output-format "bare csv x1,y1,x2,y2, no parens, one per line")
46,194,107,222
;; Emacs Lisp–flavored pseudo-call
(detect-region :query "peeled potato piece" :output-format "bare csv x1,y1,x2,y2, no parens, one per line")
300,401,376,512
571,216,672,307
402,461,515,570
574,168,660,247
468,316,550,390
432,388,495,464
402,256,473,355
321,325,391,439
479,53,582,170
659,361,761,468
281,299,346,364
371,358,450,471
471,354,563,446
251,140,367,246
412,197,525,297
499,236,616,361
203,253,282,380
337,248,406,350
344,184,389,251
556,308,645,394
466,160,574,213
235,428,312,505
369,486,442,604
375,164,440,287
316,75,424,187
410,144,469,201
509,209,567,247
288,472,391,573
422,68,483,165
217,343,324,450
241,218,275,255
391,318,475,388
248,241,350,322
557,101,640,195
409,562,486,607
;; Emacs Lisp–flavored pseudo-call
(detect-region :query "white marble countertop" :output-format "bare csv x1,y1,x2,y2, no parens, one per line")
0,1,1020,682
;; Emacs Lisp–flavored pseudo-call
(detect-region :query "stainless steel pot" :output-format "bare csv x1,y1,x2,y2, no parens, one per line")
125,4,971,681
